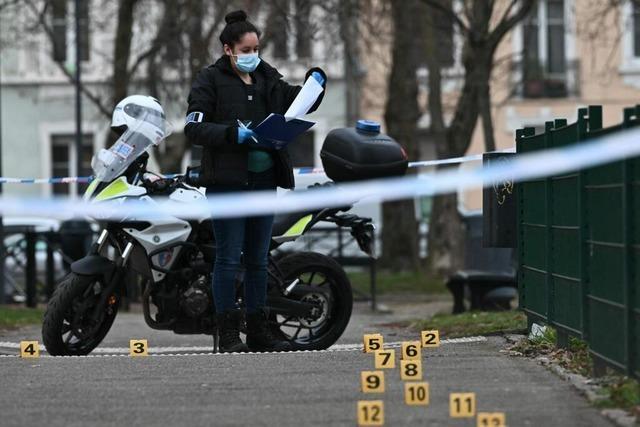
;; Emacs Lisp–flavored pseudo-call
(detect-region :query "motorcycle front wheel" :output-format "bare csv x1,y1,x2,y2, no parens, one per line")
42,273,120,356
272,252,353,351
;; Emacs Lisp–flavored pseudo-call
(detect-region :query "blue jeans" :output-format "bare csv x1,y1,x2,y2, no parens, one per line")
207,169,276,314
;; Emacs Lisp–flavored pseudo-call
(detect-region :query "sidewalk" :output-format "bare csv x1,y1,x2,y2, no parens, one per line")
0,297,612,426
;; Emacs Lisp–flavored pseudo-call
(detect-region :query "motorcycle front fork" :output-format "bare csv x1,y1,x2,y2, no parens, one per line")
90,230,135,323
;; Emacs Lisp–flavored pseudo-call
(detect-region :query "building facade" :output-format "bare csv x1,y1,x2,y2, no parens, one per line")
0,1,346,198
359,0,640,212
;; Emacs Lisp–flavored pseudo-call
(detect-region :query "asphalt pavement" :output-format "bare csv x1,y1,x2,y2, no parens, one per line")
0,298,612,426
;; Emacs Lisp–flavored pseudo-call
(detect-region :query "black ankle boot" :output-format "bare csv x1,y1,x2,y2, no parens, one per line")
216,310,249,353
246,309,292,352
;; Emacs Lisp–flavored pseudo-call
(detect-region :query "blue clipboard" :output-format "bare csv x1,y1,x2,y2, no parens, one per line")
252,114,315,149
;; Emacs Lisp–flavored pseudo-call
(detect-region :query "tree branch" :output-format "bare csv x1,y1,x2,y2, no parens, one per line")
23,0,112,118
203,0,232,49
0,0,21,13
489,0,536,49
420,0,470,34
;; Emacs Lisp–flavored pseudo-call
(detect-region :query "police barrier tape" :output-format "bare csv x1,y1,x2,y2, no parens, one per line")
0,149,514,184
0,128,636,219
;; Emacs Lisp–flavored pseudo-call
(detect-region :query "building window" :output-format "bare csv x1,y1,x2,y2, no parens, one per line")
619,0,640,80
520,0,576,98
50,134,93,195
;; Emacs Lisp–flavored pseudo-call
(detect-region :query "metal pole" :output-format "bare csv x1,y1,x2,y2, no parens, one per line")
25,229,37,308
370,256,377,312
45,232,55,300
0,32,5,304
74,0,83,195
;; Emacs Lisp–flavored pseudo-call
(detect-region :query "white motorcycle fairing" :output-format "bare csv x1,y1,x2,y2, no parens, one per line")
87,176,210,282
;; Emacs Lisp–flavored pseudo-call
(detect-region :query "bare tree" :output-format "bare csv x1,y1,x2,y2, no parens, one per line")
380,0,422,271
420,0,536,276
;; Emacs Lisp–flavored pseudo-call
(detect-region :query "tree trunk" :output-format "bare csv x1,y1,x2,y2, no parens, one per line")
112,0,138,109
106,0,138,147
339,0,361,126
421,0,466,277
478,72,496,152
381,0,421,271
418,0,534,277
187,0,207,83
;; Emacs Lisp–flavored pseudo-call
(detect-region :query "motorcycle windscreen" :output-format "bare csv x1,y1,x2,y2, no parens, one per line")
91,110,173,182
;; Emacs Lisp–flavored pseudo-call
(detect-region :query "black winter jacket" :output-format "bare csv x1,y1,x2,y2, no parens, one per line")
185,55,326,189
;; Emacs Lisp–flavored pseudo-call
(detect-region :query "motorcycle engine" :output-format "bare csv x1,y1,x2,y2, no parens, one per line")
179,275,211,318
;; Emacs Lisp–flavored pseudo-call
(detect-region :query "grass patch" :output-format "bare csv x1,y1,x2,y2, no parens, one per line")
510,327,593,376
411,310,527,338
509,326,640,415
595,378,640,414
347,270,447,295
0,306,45,330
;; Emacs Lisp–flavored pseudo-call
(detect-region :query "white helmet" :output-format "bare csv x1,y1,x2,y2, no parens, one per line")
111,94,166,137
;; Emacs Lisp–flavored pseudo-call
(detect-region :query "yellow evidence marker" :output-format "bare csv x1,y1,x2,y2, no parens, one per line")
357,400,384,426
404,382,429,406
450,392,476,418
477,412,506,427
361,371,385,393
363,333,384,353
129,339,149,356
400,359,423,381
421,330,440,348
374,349,396,369
401,341,421,360
20,341,40,358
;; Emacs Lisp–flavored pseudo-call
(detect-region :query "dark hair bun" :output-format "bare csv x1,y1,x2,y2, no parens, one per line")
225,10,247,24
219,10,260,47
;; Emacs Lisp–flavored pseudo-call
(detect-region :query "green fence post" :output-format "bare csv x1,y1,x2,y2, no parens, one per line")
577,108,590,345
554,118,568,129
588,105,603,131
544,121,556,336
622,107,635,377
517,127,536,331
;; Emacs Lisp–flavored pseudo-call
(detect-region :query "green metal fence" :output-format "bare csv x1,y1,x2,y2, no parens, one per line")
517,105,639,379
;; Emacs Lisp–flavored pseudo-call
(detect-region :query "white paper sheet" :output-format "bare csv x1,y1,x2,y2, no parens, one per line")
284,76,324,121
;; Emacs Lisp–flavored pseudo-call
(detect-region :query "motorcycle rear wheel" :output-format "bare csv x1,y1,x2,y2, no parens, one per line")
42,273,119,356
273,252,353,351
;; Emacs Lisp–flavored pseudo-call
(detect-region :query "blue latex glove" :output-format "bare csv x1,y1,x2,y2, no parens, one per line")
311,71,325,86
237,126,257,144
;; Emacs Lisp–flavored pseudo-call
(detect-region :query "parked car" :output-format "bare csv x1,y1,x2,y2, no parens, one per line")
2,217,95,303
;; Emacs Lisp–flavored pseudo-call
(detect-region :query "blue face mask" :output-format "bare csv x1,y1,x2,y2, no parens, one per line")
234,52,261,73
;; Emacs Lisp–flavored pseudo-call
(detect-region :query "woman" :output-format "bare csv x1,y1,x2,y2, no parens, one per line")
184,10,327,353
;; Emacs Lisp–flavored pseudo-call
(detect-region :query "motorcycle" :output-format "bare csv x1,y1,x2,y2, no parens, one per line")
42,111,375,356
